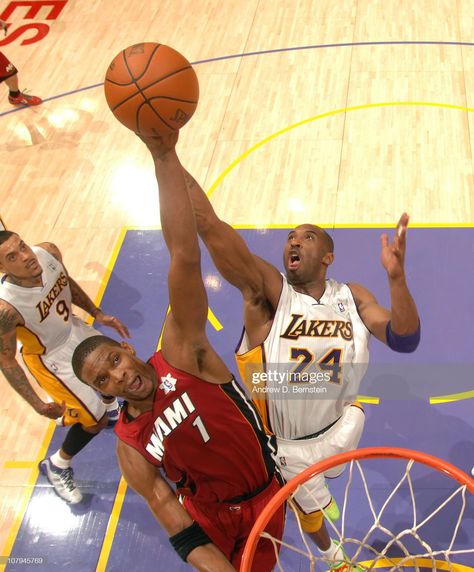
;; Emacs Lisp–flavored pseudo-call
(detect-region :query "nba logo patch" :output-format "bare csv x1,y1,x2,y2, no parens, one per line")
160,373,177,394
337,302,345,312
279,456,287,467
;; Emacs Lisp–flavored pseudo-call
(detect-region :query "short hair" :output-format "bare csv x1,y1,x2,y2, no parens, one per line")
0,230,17,246
72,335,120,381
321,228,334,255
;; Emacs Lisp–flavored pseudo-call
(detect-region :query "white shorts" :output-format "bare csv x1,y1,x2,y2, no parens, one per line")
276,404,365,513
21,317,107,427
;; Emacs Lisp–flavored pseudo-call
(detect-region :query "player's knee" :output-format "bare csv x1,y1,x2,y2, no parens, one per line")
294,505,324,533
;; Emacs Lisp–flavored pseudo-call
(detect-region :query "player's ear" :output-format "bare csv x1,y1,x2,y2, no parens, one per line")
322,252,334,267
120,341,136,356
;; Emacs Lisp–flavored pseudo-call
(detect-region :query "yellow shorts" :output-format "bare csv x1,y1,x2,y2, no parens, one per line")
21,318,106,427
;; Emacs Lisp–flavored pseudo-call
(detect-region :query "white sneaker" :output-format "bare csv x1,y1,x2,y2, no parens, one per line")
105,399,121,425
39,458,83,504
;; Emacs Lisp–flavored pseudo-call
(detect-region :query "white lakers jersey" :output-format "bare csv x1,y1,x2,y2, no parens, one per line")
0,247,74,355
236,276,370,439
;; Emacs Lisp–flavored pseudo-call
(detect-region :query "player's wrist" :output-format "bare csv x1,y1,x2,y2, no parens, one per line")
91,307,103,318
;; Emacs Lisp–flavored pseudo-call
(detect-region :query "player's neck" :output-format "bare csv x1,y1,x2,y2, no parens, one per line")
291,278,327,302
126,393,156,418
5,273,43,288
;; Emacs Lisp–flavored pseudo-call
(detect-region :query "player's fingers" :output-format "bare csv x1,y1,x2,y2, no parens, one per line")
117,322,130,338
380,233,389,249
397,212,410,229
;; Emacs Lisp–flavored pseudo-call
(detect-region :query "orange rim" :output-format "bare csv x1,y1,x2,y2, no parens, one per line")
240,447,474,571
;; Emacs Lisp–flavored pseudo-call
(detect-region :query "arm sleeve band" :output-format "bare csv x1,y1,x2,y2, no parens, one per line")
169,521,212,562
385,320,420,353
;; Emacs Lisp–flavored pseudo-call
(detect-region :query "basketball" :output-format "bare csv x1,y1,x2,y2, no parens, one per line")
104,42,199,136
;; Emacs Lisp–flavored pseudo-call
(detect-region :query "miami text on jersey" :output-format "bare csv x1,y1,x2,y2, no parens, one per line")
280,314,353,341
35,272,69,322
145,392,196,462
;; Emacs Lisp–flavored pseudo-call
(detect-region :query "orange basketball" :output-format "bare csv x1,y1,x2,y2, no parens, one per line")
104,43,199,136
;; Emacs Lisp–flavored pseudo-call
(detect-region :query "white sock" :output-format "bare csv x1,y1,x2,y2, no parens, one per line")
50,450,72,470
105,398,118,410
319,539,344,561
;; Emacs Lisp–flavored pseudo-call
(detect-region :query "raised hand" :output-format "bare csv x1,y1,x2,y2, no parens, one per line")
94,311,130,338
138,131,179,160
380,213,409,281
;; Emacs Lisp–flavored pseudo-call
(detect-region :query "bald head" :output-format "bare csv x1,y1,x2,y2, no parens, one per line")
294,224,334,255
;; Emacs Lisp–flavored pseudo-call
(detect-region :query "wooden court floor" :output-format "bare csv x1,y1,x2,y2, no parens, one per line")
0,0,473,569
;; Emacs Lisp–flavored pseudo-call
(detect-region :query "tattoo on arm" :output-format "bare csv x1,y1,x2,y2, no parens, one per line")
1,363,44,409
0,306,19,334
0,306,43,410
68,278,98,316
183,170,199,191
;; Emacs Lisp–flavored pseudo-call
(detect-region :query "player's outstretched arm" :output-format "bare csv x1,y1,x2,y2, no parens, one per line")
0,300,65,418
117,441,236,571
139,133,230,381
349,213,420,351
38,242,130,338
183,169,282,309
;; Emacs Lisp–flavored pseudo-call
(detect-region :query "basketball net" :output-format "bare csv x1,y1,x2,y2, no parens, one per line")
241,448,474,572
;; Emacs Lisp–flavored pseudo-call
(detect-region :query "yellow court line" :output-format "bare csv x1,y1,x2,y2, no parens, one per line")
3,462,35,469
357,395,380,405
430,390,474,404
1,228,128,567
95,477,128,572
205,101,474,209
118,222,474,231
226,222,474,228
359,557,474,571
0,422,55,569
86,227,128,325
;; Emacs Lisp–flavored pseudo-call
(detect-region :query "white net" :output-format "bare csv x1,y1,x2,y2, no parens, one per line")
247,453,474,572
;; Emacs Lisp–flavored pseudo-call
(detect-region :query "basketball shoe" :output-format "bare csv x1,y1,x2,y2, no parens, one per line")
324,491,340,522
8,92,42,106
326,541,363,572
39,458,83,504
105,398,121,425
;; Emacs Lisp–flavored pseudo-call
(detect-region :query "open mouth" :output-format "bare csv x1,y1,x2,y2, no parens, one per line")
288,252,301,270
129,376,142,392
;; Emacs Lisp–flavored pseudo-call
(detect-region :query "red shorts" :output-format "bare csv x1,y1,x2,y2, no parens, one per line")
184,475,285,572
0,51,17,81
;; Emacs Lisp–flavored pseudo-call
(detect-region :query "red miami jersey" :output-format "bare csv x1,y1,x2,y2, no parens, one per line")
115,351,277,503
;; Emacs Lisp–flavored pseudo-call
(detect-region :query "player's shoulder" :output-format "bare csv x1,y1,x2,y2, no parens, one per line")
35,242,63,262
346,282,378,306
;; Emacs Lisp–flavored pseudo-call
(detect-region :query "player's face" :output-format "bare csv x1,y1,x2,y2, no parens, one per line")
0,235,42,280
283,225,329,283
80,342,157,402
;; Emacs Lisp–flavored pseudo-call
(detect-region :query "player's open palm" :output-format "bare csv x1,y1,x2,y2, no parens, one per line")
380,213,409,280
94,311,130,338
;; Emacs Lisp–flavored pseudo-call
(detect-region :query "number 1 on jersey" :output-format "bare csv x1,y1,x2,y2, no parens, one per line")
192,416,210,443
